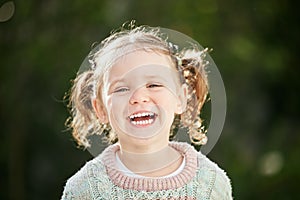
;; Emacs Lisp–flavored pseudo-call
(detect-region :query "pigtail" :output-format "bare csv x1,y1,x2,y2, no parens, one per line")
179,48,209,145
66,70,98,148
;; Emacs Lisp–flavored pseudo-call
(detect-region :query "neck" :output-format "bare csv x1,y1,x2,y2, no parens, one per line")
117,143,183,177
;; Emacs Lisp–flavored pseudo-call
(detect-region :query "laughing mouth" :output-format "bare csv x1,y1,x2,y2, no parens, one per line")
128,112,156,126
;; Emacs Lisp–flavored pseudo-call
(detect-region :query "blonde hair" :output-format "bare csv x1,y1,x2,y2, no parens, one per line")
65,24,209,148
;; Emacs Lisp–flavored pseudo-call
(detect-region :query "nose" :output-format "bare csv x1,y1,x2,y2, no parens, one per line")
129,86,150,105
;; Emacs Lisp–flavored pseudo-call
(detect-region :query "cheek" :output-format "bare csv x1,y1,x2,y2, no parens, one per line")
104,96,114,117
108,95,129,116
153,92,178,111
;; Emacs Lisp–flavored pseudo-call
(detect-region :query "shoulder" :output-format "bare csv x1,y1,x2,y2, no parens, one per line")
170,142,233,198
196,152,233,199
61,155,107,200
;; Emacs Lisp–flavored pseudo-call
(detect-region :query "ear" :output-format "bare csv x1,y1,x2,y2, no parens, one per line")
175,84,188,114
92,98,108,123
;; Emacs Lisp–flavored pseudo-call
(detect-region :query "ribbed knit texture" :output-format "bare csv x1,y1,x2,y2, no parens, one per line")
61,142,232,199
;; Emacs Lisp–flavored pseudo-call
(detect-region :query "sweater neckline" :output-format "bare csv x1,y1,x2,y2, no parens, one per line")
115,151,186,178
100,142,198,191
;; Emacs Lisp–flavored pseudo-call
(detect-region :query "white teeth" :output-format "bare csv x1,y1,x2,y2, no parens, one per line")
130,118,154,126
129,112,155,120
128,112,155,126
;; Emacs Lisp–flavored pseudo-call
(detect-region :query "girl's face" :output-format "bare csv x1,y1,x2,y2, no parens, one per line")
96,50,186,150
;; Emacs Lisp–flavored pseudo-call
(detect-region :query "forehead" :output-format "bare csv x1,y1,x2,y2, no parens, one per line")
106,50,176,82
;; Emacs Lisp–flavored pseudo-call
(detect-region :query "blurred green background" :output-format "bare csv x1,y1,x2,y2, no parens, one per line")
1,0,299,199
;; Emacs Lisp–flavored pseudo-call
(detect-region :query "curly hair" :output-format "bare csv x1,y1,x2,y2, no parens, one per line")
65,24,209,148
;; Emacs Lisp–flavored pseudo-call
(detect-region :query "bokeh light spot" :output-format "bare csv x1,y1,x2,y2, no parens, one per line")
259,151,284,176
0,1,15,22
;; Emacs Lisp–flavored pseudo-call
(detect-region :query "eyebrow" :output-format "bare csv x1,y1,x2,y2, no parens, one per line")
144,75,159,79
144,74,173,83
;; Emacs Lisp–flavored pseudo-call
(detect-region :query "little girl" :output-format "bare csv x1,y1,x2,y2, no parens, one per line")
61,24,232,199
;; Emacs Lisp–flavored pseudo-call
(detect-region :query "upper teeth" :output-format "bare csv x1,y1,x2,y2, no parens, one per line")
129,112,154,119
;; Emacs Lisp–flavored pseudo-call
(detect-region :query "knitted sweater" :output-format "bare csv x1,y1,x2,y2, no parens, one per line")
61,142,232,199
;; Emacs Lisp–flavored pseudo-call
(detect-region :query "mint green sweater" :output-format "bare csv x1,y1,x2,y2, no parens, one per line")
61,142,232,199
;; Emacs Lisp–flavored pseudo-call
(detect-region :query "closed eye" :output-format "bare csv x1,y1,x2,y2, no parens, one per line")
114,87,129,93
146,83,163,88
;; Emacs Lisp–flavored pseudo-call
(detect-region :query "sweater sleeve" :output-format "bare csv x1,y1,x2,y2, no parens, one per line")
210,166,233,200
61,165,93,200
197,152,233,200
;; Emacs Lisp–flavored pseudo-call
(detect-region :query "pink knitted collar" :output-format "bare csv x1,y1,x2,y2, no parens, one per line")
101,142,198,191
